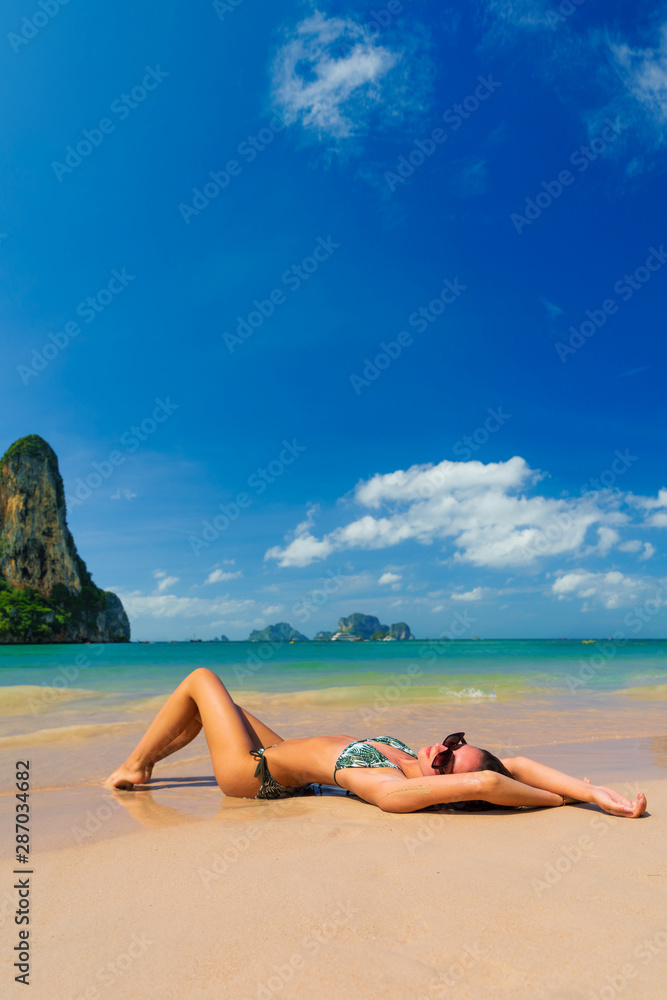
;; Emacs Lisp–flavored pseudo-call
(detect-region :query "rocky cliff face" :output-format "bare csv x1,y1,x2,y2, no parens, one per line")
337,614,414,639
248,621,308,642
0,435,130,643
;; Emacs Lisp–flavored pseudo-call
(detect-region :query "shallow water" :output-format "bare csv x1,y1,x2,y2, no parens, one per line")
1,640,665,853
2,638,667,712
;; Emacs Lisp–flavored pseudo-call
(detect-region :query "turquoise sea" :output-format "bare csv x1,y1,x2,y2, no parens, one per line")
2,638,667,717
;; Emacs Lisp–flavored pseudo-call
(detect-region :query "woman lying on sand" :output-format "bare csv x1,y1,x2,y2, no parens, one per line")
107,668,647,817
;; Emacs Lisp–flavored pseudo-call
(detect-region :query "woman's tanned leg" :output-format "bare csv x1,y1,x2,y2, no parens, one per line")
106,669,261,795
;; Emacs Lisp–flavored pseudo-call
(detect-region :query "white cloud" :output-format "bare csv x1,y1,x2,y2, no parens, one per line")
378,571,401,585
479,0,552,33
451,587,484,602
152,569,179,594
611,25,667,133
111,488,137,500
265,455,632,570
261,605,284,617
551,570,653,610
117,591,256,620
581,526,620,558
205,568,243,584
628,488,667,527
271,10,429,140
618,539,642,553
631,488,667,511
618,538,657,560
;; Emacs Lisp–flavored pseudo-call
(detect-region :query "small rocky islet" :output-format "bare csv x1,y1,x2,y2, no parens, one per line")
249,614,414,642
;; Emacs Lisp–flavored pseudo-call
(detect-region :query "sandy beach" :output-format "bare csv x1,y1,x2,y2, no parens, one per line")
1,694,666,999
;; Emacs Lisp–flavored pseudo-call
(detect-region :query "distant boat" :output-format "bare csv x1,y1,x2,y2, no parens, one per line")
582,639,596,644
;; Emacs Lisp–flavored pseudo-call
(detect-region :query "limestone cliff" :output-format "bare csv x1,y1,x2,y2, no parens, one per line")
337,614,414,639
248,621,308,642
0,435,130,643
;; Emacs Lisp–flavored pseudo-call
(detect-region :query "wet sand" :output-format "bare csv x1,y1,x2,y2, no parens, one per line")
0,695,665,998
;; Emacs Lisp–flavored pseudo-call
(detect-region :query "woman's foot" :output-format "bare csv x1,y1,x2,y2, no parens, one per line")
105,759,153,790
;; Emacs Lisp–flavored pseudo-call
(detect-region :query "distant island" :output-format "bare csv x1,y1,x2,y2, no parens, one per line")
247,614,414,642
248,622,308,642
0,435,130,643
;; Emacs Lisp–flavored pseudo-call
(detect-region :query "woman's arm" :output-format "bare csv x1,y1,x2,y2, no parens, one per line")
500,757,645,817
337,768,563,813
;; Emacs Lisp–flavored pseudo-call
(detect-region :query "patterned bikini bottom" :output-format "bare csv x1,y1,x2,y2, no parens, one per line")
249,746,313,800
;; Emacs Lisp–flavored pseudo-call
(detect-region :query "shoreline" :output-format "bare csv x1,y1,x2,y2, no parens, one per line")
1,700,665,857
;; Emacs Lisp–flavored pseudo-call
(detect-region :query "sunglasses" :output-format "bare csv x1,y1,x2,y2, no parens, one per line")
431,732,467,774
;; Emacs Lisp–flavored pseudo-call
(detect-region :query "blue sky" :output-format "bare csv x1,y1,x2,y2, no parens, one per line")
2,0,667,639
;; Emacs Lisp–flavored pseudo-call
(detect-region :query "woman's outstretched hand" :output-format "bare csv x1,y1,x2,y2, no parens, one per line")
589,783,647,818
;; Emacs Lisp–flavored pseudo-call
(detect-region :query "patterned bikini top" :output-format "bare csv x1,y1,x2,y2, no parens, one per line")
333,735,417,785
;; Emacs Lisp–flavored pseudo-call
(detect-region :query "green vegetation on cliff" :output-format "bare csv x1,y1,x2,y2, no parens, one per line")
0,581,69,640
0,578,128,642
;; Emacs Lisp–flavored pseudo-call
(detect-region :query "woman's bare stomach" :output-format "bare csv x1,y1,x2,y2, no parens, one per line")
261,734,415,787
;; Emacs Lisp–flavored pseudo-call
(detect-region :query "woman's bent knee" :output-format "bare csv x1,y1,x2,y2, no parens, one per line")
188,667,220,685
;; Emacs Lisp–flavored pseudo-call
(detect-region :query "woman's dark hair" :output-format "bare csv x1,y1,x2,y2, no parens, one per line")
447,747,514,812
475,749,513,780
